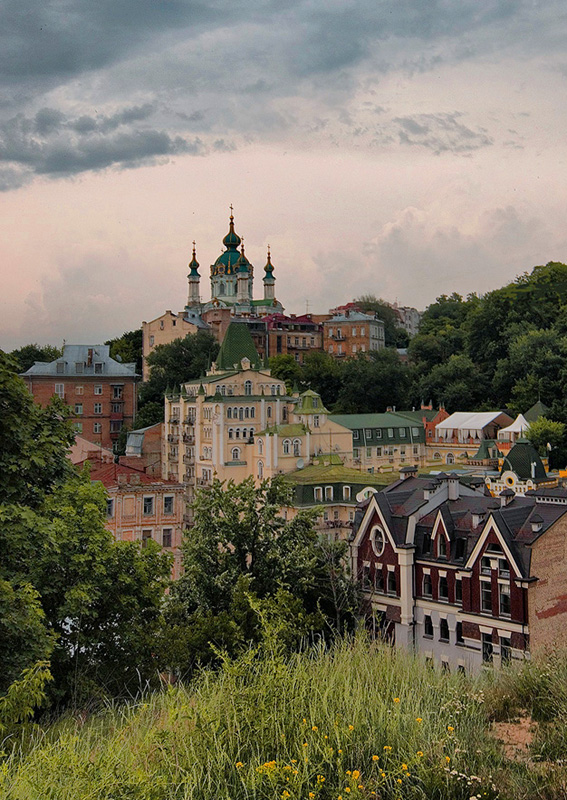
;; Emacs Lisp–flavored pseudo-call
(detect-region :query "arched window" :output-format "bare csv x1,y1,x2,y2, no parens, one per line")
258,461,264,479
245,407,250,419
234,429,240,439
446,453,454,465
258,439,263,454
239,407,244,420
244,381,252,396
228,428,234,439
293,439,301,457
233,407,238,417
283,439,291,455
242,428,247,440
227,408,232,419
219,282,226,295
271,384,277,395
250,407,255,418
231,447,240,461
220,385,226,395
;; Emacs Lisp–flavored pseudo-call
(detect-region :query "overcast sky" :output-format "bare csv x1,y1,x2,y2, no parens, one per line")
1,0,567,349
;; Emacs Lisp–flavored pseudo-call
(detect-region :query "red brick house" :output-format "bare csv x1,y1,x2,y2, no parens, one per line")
351,468,567,671
22,344,139,450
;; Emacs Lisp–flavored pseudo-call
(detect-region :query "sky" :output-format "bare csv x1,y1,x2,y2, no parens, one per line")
1,0,567,349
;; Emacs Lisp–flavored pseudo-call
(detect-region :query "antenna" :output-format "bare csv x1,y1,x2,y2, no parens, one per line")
296,458,305,469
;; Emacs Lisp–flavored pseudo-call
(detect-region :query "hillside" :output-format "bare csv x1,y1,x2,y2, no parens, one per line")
2,638,566,800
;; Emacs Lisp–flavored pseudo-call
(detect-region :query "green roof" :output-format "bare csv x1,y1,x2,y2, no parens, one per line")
328,412,426,443
524,400,550,423
216,322,262,370
258,423,307,436
471,439,503,460
501,439,547,481
284,463,393,486
295,389,329,415
397,409,439,423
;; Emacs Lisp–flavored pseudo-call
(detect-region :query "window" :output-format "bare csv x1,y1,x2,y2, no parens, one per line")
313,415,320,427
423,573,432,596
343,486,351,501
424,615,433,637
325,486,333,501
267,406,272,418
75,362,84,374
333,510,339,521
142,530,152,548
113,386,123,399
314,487,323,501
399,428,406,438
481,556,492,575
111,402,122,413
75,385,84,395
231,447,241,461
93,422,102,434
376,447,382,457
56,361,65,374
439,575,449,601
352,344,357,354
352,327,357,336
143,496,154,516
271,385,277,396
228,428,234,440
163,496,174,514
94,402,102,414
74,403,83,415
366,447,372,458
362,563,371,588
106,499,114,517
55,383,65,398
258,439,263,454
455,578,462,604
498,559,510,578
481,581,492,613
365,428,372,438
422,533,432,555
455,538,466,560
353,430,359,440
258,461,264,480
328,328,333,337
388,428,394,438
499,583,511,617
353,448,360,459
438,535,447,558
370,526,385,557
412,427,420,437
375,429,382,439
500,636,512,663
94,363,103,374
110,420,122,433
150,335,155,346
387,570,397,595
439,618,449,642
162,529,172,548
360,327,365,336
374,567,384,592
293,439,301,457
482,632,493,663
456,621,464,644
94,384,103,395
283,439,291,455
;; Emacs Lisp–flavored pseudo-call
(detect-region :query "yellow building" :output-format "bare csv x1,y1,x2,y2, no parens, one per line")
162,322,353,519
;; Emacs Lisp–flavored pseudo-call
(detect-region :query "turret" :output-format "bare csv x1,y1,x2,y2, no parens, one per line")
236,242,250,302
187,241,201,307
263,245,275,301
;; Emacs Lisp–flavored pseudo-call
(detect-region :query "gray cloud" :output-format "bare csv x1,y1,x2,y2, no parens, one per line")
394,113,494,154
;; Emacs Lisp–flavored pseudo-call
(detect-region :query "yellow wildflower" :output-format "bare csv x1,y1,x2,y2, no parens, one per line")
345,789,351,794
235,762,243,768
352,770,360,780
291,759,297,763
381,772,386,778
397,778,402,784
303,718,307,724
324,735,328,739
346,770,351,776
416,717,423,723
372,755,379,761
383,746,392,752
317,775,325,783
282,793,290,799
445,756,451,763
358,785,364,790
312,726,318,732
401,763,408,771
393,697,400,704
338,796,343,800
309,795,315,799
303,742,308,747
447,725,454,732
338,749,343,754
348,724,354,731
417,751,424,757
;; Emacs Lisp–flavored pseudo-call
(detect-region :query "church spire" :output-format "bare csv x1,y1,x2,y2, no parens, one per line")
187,240,201,307
263,244,275,301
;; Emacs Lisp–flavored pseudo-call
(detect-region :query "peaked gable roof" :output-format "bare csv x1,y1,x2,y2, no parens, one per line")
215,323,262,370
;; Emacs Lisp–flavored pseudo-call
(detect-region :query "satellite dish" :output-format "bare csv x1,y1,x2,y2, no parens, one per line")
296,458,305,469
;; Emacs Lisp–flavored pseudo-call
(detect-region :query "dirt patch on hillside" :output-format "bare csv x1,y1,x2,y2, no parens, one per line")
491,714,537,762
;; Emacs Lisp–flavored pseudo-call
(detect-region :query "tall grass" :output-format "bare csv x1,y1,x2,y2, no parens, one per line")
1,638,566,799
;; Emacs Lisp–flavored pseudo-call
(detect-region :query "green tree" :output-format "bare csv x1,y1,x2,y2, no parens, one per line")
526,417,567,457
9,343,62,373
163,477,357,674
416,354,487,413
333,350,411,413
269,354,303,392
138,330,219,408
301,351,344,409
105,329,143,374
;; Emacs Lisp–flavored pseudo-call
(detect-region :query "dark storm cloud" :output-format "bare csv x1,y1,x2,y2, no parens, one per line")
0,105,205,186
394,113,494,154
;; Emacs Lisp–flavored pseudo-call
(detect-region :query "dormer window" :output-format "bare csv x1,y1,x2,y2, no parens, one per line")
422,533,432,555
438,535,447,558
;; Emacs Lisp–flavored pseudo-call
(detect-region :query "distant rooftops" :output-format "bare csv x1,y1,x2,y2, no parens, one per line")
22,344,139,378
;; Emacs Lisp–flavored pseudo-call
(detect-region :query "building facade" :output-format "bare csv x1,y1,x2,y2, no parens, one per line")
22,344,138,450
323,309,385,358
90,462,185,580
351,469,567,671
328,412,427,471
265,313,324,362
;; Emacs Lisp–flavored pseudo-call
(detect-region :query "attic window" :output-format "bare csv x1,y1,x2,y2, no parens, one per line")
455,538,466,560
438,535,447,558
56,362,65,374
370,525,385,557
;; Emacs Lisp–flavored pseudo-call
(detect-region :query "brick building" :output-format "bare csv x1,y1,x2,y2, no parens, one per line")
90,462,185,580
264,313,323,362
323,308,385,358
351,469,567,671
22,344,139,450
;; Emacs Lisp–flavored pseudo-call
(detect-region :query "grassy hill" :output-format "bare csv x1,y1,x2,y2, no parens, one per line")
1,638,566,799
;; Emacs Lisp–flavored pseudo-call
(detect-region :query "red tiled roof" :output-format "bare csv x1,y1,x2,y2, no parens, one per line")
89,462,180,488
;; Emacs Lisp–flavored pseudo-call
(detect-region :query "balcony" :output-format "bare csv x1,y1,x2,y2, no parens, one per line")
168,472,178,481
169,417,180,426
330,333,346,341
183,454,194,465
182,473,193,482
110,411,124,421
182,434,195,444
167,434,179,443
197,477,212,487
183,416,195,425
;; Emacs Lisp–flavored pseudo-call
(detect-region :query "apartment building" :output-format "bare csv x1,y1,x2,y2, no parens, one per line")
323,309,385,358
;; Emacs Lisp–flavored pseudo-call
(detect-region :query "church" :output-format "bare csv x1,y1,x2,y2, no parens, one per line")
142,210,284,379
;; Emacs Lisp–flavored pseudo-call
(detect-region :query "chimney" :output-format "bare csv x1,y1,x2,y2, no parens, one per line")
500,488,515,507
400,465,418,481
448,473,460,501
530,513,543,533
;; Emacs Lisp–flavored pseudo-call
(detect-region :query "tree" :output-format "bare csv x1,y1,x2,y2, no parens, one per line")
269,354,303,392
415,354,488,413
163,477,357,674
9,343,62,373
333,350,411,413
526,417,566,458
301,351,344,409
138,330,219,408
105,329,143,374
355,295,409,347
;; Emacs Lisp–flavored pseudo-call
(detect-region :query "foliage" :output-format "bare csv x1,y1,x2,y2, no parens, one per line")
9,640,567,799
105,328,143,374
8,343,62,373
162,477,358,675
0,662,53,737
133,401,165,429
415,354,488,413
334,350,412,413
269,354,304,392
526,417,567,457
138,330,219,407
300,351,344,409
